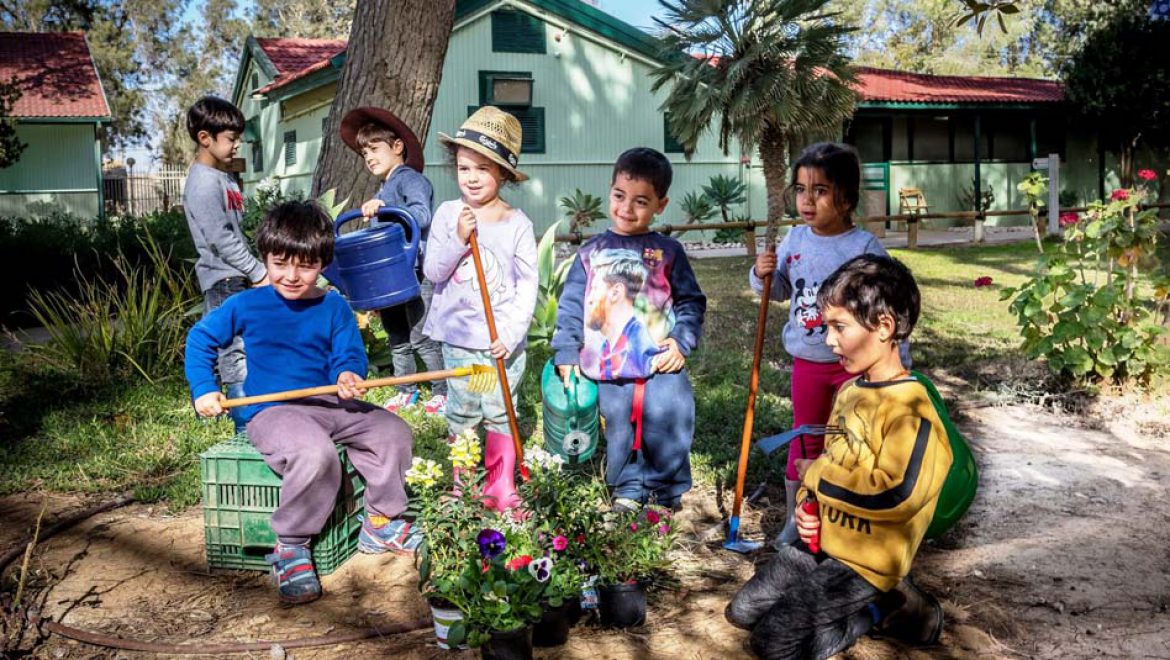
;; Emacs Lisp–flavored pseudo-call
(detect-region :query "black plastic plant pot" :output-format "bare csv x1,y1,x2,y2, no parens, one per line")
533,602,572,647
480,625,533,660
598,582,647,628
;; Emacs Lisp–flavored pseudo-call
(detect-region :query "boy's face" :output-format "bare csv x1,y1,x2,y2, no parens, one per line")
823,304,895,375
360,138,405,179
456,147,504,207
265,253,323,301
609,172,668,236
198,130,241,166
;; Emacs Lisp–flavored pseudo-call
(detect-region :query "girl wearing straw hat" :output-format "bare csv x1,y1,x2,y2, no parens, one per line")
422,106,538,512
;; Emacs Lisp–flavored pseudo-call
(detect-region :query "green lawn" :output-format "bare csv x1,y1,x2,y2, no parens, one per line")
0,241,1038,507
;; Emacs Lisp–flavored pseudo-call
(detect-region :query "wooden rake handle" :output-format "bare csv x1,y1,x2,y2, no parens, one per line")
732,264,773,521
467,228,529,480
220,365,492,409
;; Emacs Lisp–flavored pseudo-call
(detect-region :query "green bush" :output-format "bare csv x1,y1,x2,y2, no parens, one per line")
1003,176,1170,383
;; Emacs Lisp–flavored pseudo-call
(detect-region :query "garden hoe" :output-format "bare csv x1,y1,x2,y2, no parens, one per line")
724,222,781,554
467,226,529,480
220,364,497,408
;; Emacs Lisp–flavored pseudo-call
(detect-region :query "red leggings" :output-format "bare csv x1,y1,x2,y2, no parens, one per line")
787,357,853,480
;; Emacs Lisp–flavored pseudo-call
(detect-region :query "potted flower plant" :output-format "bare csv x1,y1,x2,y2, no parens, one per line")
584,505,678,628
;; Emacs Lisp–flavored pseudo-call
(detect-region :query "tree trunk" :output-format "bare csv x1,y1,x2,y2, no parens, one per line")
758,125,789,244
312,0,457,205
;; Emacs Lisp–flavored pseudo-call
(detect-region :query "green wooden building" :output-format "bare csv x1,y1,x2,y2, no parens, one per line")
0,31,111,219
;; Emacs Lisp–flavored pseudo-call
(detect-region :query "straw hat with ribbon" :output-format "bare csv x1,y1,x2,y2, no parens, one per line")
339,106,425,172
437,106,528,182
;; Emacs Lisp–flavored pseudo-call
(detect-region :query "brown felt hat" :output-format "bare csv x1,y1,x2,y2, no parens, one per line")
437,106,528,182
339,106,425,172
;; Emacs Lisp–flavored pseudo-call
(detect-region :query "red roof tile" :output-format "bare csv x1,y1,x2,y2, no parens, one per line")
0,31,110,118
254,38,346,95
856,67,1064,104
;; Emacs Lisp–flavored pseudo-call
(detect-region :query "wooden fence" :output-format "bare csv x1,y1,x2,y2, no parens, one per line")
554,203,1170,252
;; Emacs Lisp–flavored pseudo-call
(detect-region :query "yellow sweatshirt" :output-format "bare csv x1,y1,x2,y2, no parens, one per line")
799,377,953,592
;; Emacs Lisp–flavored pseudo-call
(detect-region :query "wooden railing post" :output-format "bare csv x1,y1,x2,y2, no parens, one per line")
744,227,756,256
974,215,985,243
907,218,919,249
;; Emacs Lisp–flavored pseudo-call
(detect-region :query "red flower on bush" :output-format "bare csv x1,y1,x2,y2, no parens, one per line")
1059,212,1079,227
629,522,638,532
974,276,994,288
1138,169,1157,182
644,509,661,524
506,555,533,570
1111,188,1130,201
576,533,586,545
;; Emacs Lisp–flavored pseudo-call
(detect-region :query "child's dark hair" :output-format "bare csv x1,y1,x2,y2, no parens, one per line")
356,122,406,159
256,201,334,266
788,142,861,225
612,147,672,198
445,144,519,185
817,254,920,342
186,96,245,142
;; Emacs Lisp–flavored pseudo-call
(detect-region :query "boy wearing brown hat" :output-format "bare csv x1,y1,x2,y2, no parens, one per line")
340,107,447,415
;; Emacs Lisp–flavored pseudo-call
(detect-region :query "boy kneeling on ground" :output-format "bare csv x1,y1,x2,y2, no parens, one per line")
726,255,951,659
186,201,419,605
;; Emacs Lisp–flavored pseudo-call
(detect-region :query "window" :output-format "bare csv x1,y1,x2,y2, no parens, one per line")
663,113,686,153
491,9,546,53
913,116,951,162
283,131,297,166
953,115,990,163
467,105,545,154
252,142,264,173
251,72,259,91
891,117,910,161
478,71,534,107
846,117,886,163
987,116,1029,162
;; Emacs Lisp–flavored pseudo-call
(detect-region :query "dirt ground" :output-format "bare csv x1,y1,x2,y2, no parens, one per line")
3,382,1170,659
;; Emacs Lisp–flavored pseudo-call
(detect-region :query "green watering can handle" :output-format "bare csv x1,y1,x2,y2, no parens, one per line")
566,368,579,432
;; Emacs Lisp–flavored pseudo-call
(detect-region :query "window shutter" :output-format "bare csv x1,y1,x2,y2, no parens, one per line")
491,10,546,54
283,131,296,166
252,142,264,173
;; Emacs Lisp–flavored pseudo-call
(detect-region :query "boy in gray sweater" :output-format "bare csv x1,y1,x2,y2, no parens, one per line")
183,96,268,428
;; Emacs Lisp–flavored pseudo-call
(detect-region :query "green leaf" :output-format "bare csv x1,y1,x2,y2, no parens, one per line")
447,620,467,647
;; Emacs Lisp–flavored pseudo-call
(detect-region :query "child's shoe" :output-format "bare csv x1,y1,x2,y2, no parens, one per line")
264,543,322,605
383,390,419,413
423,394,448,415
358,516,422,554
610,497,642,514
875,576,943,645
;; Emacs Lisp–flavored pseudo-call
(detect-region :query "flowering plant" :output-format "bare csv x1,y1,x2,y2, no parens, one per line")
583,505,678,585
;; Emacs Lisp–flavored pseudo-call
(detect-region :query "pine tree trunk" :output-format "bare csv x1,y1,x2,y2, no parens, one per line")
758,125,790,238
311,0,457,205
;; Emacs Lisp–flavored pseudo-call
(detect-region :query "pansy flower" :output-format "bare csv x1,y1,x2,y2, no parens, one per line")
528,557,554,582
477,529,506,559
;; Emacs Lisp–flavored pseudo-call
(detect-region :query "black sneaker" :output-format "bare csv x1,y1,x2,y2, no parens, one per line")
878,576,943,645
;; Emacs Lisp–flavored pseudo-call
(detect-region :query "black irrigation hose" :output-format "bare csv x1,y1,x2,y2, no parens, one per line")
3,493,434,655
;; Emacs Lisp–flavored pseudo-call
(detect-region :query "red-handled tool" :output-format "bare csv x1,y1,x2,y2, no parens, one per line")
801,496,821,554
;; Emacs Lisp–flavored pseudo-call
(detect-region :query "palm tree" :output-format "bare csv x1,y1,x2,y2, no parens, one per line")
651,0,858,223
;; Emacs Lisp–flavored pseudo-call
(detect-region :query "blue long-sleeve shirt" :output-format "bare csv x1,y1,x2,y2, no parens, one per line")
185,287,367,423
552,230,706,381
376,165,434,268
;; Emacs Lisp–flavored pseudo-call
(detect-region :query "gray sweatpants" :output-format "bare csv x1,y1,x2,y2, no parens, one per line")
726,544,881,660
246,396,413,545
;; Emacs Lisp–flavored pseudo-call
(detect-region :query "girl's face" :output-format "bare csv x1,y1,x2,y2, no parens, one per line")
793,166,850,236
456,147,504,208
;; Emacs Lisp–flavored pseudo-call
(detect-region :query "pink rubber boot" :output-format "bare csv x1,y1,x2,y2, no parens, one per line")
482,430,521,512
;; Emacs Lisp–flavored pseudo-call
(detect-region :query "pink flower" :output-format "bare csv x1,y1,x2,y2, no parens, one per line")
658,524,671,536
629,522,638,532
1059,212,1079,227
506,555,533,571
1138,169,1157,181
552,535,568,552
1111,188,1130,201
974,276,994,288
644,509,661,524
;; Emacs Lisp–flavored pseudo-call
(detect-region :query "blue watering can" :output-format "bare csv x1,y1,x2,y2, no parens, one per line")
323,206,420,311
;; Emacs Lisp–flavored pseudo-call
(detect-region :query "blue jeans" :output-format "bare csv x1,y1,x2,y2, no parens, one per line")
377,277,446,395
203,276,249,429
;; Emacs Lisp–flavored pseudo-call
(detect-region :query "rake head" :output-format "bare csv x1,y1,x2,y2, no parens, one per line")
463,363,499,393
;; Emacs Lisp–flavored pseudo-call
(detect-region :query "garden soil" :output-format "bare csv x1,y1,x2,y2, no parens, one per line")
3,390,1170,659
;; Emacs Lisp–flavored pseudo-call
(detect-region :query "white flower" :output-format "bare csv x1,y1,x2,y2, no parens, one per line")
523,445,565,472
528,556,554,582
404,457,442,489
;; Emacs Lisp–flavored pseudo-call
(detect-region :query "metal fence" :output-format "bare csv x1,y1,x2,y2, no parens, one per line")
102,169,186,216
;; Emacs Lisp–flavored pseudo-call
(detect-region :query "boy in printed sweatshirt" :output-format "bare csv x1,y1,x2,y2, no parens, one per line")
552,147,706,511
725,255,951,660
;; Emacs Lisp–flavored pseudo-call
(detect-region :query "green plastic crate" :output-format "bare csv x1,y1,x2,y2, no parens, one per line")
200,437,365,575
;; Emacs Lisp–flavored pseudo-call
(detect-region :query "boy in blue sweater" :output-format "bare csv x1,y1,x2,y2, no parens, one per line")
186,201,418,605
340,107,446,414
552,148,707,511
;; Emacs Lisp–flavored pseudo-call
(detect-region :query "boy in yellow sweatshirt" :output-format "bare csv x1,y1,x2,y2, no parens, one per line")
726,254,952,659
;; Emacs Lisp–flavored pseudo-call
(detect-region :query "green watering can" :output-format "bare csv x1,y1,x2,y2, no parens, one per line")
541,360,599,464
912,371,979,539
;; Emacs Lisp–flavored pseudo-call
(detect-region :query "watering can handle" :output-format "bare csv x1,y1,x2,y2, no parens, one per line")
332,208,367,236
332,206,421,264
566,368,579,431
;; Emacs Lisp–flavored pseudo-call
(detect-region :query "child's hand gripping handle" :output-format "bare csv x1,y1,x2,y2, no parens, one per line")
801,496,821,554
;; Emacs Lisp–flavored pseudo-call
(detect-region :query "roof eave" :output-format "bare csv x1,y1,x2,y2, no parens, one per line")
857,100,1064,110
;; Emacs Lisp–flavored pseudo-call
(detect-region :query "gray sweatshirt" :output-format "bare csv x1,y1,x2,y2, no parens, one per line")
183,162,266,291
749,225,901,364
